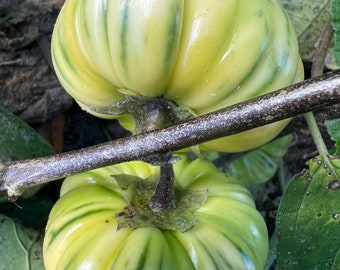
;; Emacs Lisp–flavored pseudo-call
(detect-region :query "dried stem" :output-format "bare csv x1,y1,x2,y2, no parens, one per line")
304,18,337,176
1,70,340,200
311,19,334,78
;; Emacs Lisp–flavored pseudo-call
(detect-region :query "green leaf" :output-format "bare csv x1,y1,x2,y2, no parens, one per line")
0,214,45,269
276,156,340,269
279,0,335,64
0,195,54,230
0,106,54,162
325,118,340,155
332,0,340,65
0,106,54,202
221,135,292,186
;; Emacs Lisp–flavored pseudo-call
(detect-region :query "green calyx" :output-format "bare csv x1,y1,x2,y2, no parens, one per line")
90,90,194,133
113,173,208,233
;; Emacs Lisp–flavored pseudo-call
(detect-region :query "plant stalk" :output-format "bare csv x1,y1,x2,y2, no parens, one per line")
131,99,178,211
304,18,337,175
304,112,332,158
149,161,176,211
1,71,340,200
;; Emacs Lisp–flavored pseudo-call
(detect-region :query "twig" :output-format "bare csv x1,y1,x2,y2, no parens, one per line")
304,18,337,176
1,70,340,200
311,19,334,78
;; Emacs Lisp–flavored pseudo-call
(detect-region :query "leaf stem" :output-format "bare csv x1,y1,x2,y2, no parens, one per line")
304,112,331,158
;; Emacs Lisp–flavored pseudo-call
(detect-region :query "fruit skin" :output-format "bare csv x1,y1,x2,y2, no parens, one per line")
52,0,304,152
43,156,269,270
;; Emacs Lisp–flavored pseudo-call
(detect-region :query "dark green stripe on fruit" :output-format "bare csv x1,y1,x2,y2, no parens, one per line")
135,239,149,269
197,237,233,269
163,3,182,75
53,27,76,89
46,207,112,248
120,2,129,70
109,234,150,269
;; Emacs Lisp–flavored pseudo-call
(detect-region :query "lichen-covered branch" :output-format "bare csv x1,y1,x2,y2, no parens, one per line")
1,70,340,200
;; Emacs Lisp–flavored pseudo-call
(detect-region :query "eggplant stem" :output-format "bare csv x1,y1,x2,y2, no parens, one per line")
149,161,176,211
